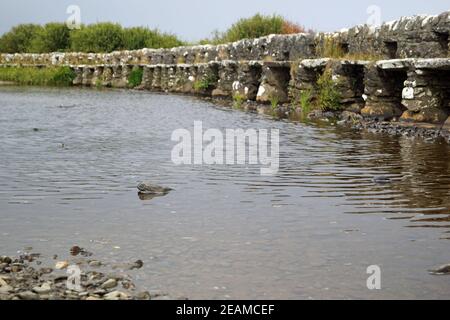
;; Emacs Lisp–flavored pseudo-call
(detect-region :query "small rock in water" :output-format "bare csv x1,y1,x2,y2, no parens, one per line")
101,278,118,289
70,246,92,257
137,182,172,195
55,261,69,270
70,246,82,256
429,264,450,275
131,260,144,270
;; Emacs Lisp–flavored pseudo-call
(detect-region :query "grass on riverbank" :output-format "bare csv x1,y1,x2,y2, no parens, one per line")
127,67,143,88
0,66,75,86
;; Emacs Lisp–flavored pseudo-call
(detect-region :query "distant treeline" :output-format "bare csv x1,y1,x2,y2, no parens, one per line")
0,23,185,53
200,14,308,45
0,15,309,53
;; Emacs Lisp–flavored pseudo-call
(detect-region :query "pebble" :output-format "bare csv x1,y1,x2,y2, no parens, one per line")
0,285,13,294
55,261,69,270
39,267,53,274
104,290,129,300
131,260,144,270
18,291,39,300
136,291,151,300
101,278,117,289
0,256,12,264
1,249,173,300
93,288,106,295
70,246,82,256
32,282,52,294
88,260,102,267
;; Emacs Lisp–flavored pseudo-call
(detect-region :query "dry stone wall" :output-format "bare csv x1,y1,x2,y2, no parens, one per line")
0,11,450,132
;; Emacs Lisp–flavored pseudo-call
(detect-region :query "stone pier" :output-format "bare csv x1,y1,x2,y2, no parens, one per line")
400,59,450,123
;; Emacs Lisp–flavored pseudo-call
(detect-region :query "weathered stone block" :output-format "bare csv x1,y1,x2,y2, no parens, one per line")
212,61,238,98
81,67,94,86
257,62,291,104
231,61,262,100
361,103,404,121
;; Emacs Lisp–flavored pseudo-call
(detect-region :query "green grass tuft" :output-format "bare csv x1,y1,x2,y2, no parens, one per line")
127,67,143,88
0,66,75,86
316,68,342,111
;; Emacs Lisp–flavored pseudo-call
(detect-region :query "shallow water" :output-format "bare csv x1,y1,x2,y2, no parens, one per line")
1,86,450,299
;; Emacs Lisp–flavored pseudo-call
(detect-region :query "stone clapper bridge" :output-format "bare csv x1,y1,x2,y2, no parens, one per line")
1,11,450,138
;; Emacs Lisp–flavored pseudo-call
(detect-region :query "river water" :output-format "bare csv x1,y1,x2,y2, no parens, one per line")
1,86,450,299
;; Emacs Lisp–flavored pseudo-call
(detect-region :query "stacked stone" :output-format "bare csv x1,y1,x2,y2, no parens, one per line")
231,61,262,101
140,66,154,90
81,67,94,86
72,67,83,86
212,60,238,97
102,66,113,87
172,65,195,93
151,66,162,90
289,58,329,105
256,62,291,104
361,62,408,120
160,65,170,91
194,62,219,95
400,60,450,124
111,66,125,88
91,66,104,87
329,60,367,112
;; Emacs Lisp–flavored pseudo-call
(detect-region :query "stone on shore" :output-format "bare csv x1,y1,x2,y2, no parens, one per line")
104,290,129,300
55,261,69,270
361,104,404,121
101,278,118,289
400,108,449,124
18,291,39,300
32,282,52,294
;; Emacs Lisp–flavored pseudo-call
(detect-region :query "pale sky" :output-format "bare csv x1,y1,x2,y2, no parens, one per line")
1,0,448,41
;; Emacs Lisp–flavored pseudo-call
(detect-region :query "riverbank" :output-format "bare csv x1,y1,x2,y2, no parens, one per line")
0,248,179,300
193,96,450,144
0,66,75,86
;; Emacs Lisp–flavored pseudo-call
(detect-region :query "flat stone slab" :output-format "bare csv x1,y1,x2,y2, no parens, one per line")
262,61,291,68
340,60,370,66
300,58,331,69
376,59,415,70
413,58,450,70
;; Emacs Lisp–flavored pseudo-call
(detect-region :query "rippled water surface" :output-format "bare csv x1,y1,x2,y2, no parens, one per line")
1,86,450,299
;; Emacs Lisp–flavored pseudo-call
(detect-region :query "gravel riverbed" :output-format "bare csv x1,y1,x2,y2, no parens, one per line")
0,247,183,300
